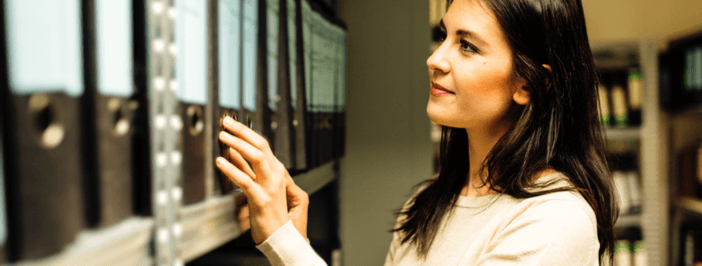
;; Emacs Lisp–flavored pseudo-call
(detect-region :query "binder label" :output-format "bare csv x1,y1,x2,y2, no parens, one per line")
5,0,84,97
242,0,258,111
96,0,134,97
176,0,208,105
218,0,242,109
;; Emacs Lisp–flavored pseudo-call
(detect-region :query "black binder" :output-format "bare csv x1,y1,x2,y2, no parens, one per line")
176,0,209,205
274,0,296,169
215,0,243,194
332,22,346,160
1,0,85,259
301,0,317,167
82,0,135,228
241,0,266,135
306,2,336,166
292,0,309,171
131,0,152,217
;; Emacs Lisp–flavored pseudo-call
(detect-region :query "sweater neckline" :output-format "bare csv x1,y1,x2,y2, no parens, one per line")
454,172,566,208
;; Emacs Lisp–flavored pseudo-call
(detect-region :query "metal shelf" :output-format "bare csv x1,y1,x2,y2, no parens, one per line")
294,161,338,196
7,217,153,266
180,194,241,263
676,197,702,216
179,160,339,263
604,127,641,140
615,213,641,228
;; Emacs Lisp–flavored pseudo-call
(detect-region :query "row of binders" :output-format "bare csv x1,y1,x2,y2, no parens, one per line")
0,0,346,262
598,68,644,127
610,153,643,216
612,228,646,266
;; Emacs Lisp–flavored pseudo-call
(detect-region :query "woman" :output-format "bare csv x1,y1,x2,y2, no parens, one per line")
216,0,618,265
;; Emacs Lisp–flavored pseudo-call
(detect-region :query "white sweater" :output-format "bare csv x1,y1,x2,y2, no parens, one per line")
257,172,600,266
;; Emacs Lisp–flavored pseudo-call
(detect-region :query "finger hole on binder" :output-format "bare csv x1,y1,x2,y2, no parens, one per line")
29,93,64,149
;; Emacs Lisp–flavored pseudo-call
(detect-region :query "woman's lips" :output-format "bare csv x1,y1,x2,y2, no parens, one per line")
431,83,454,96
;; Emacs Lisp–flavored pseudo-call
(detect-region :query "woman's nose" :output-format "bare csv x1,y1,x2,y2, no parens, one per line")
427,43,450,75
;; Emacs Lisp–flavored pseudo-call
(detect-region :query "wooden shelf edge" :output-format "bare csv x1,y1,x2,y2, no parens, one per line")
180,194,242,263
615,214,641,228
676,197,702,215
9,217,154,266
604,127,641,140
294,161,338,196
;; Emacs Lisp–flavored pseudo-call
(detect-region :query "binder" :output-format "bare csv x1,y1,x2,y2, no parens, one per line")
241,0,264,134
1,0,85,259
333,24,346,159
216,0,242,194
266,0,279,138
81,0,135,228
310,9,336,166
274,0,296,169
292,0,308,170
301,0,317,167
130,0,152,217
176,0,209,205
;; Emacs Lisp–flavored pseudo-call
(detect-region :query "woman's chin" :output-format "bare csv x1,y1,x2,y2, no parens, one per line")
427,105,456,128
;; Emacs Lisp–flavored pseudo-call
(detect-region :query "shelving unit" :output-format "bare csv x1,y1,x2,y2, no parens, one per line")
0,161,339,266
593,40,669,265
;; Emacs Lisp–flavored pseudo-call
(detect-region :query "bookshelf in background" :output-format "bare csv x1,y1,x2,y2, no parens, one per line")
661,29,702,266
593,40,668,266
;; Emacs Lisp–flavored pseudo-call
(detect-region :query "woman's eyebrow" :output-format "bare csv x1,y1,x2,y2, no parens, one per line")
440,19,488,48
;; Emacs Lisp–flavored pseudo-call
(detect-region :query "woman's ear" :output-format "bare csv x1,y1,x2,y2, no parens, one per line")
512,84,530,105
512,64,551,106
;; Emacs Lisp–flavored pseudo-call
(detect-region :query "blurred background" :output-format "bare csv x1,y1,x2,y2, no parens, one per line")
0,0,701,266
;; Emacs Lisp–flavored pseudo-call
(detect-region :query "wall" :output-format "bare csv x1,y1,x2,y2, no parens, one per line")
336,1,433,265
583,0,702,44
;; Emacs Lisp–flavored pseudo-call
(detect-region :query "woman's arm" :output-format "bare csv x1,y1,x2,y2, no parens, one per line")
217,116,326,265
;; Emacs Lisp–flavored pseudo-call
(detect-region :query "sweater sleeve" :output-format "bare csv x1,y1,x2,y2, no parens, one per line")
256,221,328,266
475,199,599,266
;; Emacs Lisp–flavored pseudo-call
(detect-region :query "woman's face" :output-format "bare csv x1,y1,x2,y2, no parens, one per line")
426,0,526,131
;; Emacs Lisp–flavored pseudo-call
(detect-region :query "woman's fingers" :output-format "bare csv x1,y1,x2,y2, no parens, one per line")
216,157,262,196
219,131,275,183
222,117,278,165
228,147,255,179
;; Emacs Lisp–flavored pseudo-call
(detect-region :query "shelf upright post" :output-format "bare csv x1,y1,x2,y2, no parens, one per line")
639,39,671,266
145,0,184,265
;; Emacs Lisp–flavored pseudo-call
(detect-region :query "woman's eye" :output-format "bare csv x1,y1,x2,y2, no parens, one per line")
460,40,478,54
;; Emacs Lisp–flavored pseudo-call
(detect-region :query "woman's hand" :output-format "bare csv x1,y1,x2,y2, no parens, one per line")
216,116,309,244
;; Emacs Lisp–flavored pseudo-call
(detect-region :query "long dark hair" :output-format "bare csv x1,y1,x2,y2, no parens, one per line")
394,0,617,264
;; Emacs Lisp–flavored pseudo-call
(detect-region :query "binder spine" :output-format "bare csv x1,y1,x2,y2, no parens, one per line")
276,0,296,169
256,0,272,139
2,0,86,260
83,0,136,229
176,0,208,206
294,0,309,170
216,0,243,194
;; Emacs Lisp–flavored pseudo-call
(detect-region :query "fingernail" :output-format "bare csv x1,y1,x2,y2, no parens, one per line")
224,116,235,126
216,157,226,165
